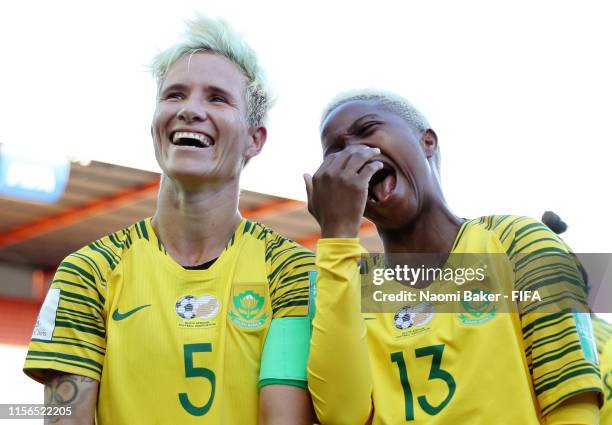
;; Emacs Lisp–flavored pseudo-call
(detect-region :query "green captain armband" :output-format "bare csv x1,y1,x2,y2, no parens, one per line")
258,316,312,389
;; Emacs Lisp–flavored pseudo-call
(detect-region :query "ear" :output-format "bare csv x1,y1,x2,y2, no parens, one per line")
420,129,438,160
244,126,267,161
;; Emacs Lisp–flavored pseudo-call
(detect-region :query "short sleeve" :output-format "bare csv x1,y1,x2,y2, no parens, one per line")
599,337,612,424
503,216,602,414
265,233,315,318
258,231,315,389
23,252,107,383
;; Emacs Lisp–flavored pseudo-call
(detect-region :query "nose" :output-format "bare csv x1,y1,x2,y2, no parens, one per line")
177,101,207,123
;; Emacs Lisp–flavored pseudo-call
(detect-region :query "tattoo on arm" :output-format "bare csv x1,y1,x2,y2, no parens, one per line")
44,372,98,425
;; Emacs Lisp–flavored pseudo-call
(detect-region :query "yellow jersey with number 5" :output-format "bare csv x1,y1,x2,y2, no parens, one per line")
24,218,314,424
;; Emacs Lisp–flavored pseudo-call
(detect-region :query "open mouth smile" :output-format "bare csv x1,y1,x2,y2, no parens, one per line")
170,131,215,148
367,162,397,204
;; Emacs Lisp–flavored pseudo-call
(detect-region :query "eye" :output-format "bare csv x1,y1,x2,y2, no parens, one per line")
163,91,185,101
210,94,227,103
356,122,380,136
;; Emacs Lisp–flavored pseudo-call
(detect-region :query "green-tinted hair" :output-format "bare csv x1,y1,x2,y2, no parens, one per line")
151,14,272,127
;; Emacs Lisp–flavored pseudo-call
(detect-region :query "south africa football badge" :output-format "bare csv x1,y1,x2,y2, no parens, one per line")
458,288,496,325
229,284,268,329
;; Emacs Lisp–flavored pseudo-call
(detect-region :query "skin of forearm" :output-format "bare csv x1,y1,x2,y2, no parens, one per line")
44,372,98,425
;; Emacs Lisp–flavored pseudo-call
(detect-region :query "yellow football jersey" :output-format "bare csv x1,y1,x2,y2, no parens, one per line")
309,215,602,424
24,218,314,424
593,315,612,424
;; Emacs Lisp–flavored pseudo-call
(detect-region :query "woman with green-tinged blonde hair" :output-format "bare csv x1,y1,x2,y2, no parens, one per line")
24,13,314,425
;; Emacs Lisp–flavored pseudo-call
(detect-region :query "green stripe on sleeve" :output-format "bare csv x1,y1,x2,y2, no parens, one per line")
258,379,307,390
27,350,103,372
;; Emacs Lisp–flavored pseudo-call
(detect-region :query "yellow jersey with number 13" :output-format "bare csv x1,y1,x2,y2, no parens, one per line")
309,215,602,424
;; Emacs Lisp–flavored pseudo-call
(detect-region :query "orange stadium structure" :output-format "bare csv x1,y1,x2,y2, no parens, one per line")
0,159,382,347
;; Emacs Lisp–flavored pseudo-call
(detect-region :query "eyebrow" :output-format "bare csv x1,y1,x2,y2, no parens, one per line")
206,84,237,102
322,113,382,140
159,83,237,102
321,113,384,155
328,113,382,138
347,114,382,133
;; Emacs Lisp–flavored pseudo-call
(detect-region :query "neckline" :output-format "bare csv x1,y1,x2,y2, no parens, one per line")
143,217,250,276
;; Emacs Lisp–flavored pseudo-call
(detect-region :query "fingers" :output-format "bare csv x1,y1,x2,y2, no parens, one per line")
311,145,383,195
358,160,384,182
303,173,314,214
302,173,312,199
303,173,313,201
322,145,380,177
344,146,380,174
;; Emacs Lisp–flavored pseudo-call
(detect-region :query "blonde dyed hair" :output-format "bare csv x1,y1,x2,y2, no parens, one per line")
321,89,440,172
151,14,272,127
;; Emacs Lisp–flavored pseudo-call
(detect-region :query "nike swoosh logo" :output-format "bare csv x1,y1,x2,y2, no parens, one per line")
112,304,151,321
364,317,377,321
